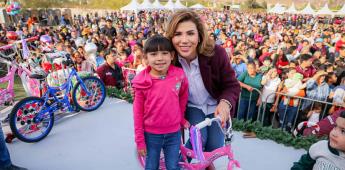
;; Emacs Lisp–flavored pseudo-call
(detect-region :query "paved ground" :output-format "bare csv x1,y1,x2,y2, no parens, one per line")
1,98,306,170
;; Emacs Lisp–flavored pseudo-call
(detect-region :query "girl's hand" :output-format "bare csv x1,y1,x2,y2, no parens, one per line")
138,149,147,157
215,100,231,127
183,121,190,129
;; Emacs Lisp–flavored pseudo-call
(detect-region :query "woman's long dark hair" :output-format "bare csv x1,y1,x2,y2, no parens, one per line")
272,53,288,66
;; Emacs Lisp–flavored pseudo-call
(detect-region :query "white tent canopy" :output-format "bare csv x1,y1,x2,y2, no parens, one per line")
164,0,175,10
121,0,140,11
190,3,205,9
174,0,187,9
299,3,316,15
139,0,154,10
152,0,166,10
317,4,334,15
285,3,298,14
335,4,345,15
269,3,286,14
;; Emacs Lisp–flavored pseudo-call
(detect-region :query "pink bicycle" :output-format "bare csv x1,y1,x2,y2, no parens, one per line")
137,117,242,170
0,36,40,106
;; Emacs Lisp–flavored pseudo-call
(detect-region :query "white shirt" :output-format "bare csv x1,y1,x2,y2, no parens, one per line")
308,112,320,124
261,76,281,103
178,56,217,115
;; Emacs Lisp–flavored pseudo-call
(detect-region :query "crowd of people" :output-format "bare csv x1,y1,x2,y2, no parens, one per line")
0,8,345,170
1,8,345,134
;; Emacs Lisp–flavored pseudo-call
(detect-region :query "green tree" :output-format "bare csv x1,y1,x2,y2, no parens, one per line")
261,0,267,9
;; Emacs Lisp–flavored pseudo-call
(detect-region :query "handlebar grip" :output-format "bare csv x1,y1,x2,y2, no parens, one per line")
25,36,39,42
195,118,212,129
0,44,14,51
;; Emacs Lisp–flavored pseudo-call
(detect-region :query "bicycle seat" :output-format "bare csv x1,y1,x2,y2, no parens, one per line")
29,73,47,80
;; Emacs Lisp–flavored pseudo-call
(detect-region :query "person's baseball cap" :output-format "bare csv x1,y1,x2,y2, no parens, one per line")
315,38,323,43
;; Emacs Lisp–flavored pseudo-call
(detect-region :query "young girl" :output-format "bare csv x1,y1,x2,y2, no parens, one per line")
132,35,189,170
307,102,322,124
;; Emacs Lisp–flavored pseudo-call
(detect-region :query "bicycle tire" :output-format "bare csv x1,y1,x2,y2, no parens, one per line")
72,76,106,112
9,96,54,143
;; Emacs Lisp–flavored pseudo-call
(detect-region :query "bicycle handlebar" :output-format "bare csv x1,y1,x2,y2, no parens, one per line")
0,57,12,65
0,36,39,51
195,117,221,129
194,116,233,135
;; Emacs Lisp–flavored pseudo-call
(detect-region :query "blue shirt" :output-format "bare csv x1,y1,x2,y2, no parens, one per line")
96,56,105,67
232,62,247,78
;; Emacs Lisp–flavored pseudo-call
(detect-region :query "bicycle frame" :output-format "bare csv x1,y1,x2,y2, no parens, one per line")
0,60,40,105
178,118,241,170
0,36,40,105
0,61,15,105
179,144,240,170
34,68,91,122
138,118,241,170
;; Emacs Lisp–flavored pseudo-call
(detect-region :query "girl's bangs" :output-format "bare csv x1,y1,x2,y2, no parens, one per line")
144,36,174,53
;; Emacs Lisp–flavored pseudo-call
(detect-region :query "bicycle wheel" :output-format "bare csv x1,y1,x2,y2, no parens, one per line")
9,96,54,143
72,76,106,112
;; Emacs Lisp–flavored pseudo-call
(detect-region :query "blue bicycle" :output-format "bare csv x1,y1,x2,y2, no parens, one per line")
8,54,106,143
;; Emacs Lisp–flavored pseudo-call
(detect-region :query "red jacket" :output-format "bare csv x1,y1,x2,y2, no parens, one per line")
96,62,124,88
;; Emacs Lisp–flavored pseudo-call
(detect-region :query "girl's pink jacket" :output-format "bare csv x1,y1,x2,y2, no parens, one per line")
132,65,188,150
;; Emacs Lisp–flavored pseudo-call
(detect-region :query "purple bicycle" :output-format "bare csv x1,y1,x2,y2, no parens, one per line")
137,117,242,170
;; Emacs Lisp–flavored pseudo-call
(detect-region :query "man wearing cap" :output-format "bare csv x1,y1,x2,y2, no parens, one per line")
96,50,124,88
101,19,116,38
311,38,329,57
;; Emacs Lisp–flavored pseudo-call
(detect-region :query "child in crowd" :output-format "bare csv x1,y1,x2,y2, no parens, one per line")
136,57,148,73
307,103,322,124
292,110,345,170
260,68,281,126
116,51,130,68
329,77,345,113
275,69,306,131
96,50,105,67
132,35,189,170
259,57,272,74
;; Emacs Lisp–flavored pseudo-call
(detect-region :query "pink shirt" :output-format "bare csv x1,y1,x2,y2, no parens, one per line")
132,65,188,150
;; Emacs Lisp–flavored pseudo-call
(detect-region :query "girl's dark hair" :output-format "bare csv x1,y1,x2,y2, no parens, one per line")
143,35,174,54
247,61,256,68
312,102,322,110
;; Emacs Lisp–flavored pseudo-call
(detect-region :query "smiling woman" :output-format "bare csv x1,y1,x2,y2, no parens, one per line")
165,9,241,170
